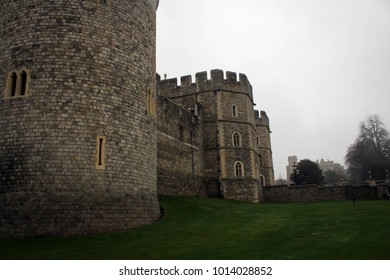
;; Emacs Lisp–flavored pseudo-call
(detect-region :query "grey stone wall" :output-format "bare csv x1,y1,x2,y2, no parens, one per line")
262,184,386,203
221,179,261,202
156,94,207,196
0,0,160,237
159,70,268,202
256,111,274,186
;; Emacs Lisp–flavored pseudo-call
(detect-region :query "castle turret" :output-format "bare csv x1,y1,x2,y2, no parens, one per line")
286,155,298,182
256,110,275,186
159,70,262,202
0,0,160,237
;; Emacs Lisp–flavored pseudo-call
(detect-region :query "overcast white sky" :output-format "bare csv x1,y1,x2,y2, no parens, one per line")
156,0,390,179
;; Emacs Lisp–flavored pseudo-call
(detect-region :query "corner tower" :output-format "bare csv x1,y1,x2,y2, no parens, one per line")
160,69,263,202
256,110,274,186
0,0,160,237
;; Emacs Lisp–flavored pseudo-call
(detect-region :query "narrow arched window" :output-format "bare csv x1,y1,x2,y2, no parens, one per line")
232,132,241,147
146,89,156,117
10,72,17,97
20,71,27,96
96,136,106,170
5,68,30,99
235,162,244,177
232,105,237,117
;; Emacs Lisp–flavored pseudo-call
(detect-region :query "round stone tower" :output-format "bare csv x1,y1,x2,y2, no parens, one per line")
0,0,160,237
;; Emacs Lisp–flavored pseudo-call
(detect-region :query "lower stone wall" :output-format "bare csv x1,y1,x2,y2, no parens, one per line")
0,187,160,237
157,134,206,196
157,95,207,197
262,184,388,203
221,179,261,202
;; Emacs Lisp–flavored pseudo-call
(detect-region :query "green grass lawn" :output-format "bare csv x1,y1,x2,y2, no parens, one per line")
1,196,389,260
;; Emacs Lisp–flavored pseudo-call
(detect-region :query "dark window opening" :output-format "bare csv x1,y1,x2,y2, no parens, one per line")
232,105,237,117
235,162,244,177
10,72,17,97
98,138,104,166
20,71,27,96
233,132,241,147
96,136,106,170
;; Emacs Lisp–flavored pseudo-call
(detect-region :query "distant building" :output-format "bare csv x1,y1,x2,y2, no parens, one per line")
316,159,345,174
286,157,346,184
286,155,298,182
316,159,345,173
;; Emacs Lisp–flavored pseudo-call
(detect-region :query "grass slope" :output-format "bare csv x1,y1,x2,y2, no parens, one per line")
1,196,389,260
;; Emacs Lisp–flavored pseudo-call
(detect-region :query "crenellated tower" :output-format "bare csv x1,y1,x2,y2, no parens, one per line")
256,110,275,186
0,0,160,237
159,69,272,202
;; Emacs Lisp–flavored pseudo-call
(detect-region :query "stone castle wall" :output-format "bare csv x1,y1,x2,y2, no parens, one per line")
156,94,207,197
158,70,273,202
0,0,160,237
262,184,388,203
256,111,274,186
160,70,253,102
1,0,277,238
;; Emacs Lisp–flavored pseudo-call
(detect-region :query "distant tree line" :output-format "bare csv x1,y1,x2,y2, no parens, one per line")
345,115,390,184
289,159,349,186
289,115,389,186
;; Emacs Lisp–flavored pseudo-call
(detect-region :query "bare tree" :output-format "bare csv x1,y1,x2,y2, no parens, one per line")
345,115,390,183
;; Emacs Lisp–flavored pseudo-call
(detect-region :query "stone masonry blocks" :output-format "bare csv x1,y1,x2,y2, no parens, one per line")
0,0,160,237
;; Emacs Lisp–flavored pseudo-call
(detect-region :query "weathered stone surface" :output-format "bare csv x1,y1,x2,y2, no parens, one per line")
0,0,160,237
262,184,386,203
156,94,206,197
158,70,274,202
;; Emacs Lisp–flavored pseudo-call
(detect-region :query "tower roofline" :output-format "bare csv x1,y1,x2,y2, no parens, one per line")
159,69,253,100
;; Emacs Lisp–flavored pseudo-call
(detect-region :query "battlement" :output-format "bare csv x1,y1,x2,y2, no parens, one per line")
158,69,253,100
255,110,270,127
